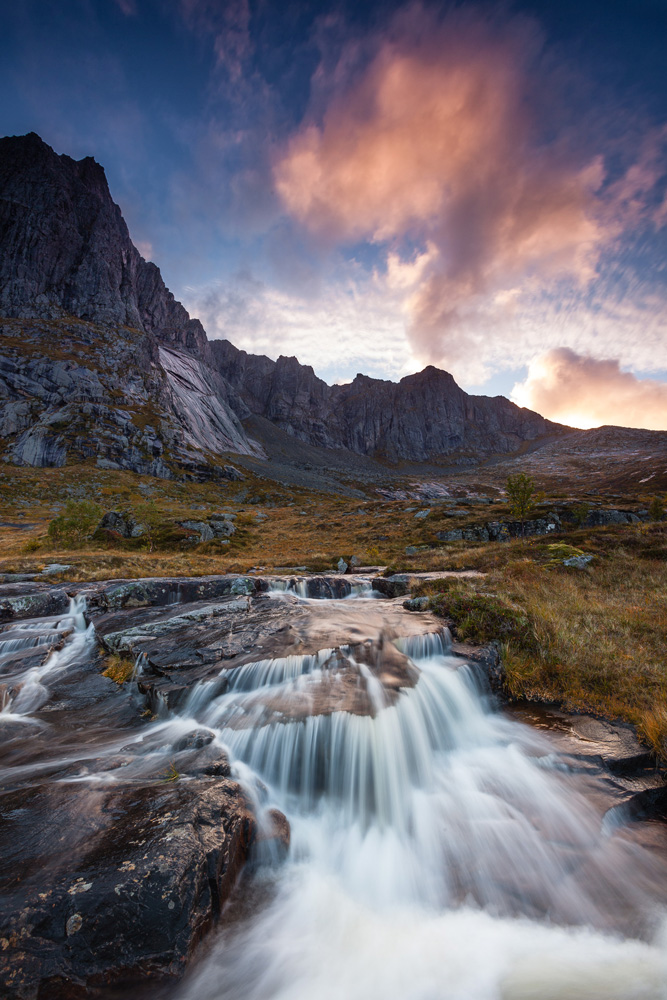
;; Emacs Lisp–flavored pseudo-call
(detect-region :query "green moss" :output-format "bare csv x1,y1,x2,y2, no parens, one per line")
427,587,536,651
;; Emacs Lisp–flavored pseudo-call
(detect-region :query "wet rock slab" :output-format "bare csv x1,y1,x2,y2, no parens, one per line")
0,770,255,999
94,591,436,718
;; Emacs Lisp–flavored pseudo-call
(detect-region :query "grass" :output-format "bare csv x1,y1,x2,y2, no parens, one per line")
163,762,180,783
416,529,667,757
0,463,665,757
101,653,136,684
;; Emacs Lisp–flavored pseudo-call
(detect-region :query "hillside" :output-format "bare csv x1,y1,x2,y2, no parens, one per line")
0,132,577,477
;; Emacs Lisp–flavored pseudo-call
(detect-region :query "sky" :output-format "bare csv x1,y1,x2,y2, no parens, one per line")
1,0,667,429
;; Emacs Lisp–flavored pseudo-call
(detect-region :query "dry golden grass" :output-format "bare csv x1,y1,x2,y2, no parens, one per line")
1,464,665,754
101,653,135,684
496,552,667,728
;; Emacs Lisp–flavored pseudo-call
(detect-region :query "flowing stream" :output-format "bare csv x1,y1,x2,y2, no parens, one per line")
1,588,666,999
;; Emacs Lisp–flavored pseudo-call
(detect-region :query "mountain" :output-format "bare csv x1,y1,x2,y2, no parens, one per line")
0,132,565,477
211,342,560,462
0,132,261,476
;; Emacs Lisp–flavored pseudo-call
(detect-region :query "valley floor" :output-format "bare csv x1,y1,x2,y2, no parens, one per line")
0,462,665,760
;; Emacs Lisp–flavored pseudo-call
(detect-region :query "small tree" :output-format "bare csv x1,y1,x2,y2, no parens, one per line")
649,495,666,522
505,473,537,537
47,499,102,547
572,501,591,527
134,500,162,553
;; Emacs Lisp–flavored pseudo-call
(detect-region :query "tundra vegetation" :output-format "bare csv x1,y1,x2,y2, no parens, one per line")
0,463,665,759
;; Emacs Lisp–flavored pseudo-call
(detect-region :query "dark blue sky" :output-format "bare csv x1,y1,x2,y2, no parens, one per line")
1,0,666,427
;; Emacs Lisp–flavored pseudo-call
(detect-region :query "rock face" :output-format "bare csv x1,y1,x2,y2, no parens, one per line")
0,777,255,998
0,134,261,473
212,341,564,462
0,132,204,351
1,131,564,472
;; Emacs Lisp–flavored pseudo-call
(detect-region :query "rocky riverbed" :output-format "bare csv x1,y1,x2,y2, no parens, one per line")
1,575,666,999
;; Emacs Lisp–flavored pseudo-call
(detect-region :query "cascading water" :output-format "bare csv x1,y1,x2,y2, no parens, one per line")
266,576,378,600
160,624,667,1000
1,589,666,999
0,596,95,721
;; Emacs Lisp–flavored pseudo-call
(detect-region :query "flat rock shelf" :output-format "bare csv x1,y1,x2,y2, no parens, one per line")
0,575,666,999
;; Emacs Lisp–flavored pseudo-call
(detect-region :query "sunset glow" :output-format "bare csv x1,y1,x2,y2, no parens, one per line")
2,0,665,428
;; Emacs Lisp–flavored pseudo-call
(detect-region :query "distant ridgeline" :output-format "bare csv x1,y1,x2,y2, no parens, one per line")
0,132,564,478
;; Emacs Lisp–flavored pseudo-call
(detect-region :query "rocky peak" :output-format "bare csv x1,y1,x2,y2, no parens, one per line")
0,132,207,355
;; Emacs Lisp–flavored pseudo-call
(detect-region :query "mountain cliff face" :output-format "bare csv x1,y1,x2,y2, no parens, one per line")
0,133,261,474
0,131,564,475
211,341,561,462
0,132,207,354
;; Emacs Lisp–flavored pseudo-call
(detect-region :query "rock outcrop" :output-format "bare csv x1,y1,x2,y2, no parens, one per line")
212,340,564,463
0,132,205,353
1,131,566,474
0,134,262,473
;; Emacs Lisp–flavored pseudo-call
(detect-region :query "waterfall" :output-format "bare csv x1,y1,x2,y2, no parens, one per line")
1,587,665,1000
167,628,667,1000
0,596,95,721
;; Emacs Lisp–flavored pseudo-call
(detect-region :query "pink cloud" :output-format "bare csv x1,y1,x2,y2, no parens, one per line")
273,7,659,369
512,348,667,430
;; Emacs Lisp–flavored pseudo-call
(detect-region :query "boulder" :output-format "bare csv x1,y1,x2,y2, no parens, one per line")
584,509,640,527
0,777,255,998
563,554,594,569
209,519,236,538
96,510,144,539
372,575,412,598
403,596,430,611
0,586,70,623
180,521,215,544
436,529,463,542
222,465,244,481
12,426,67,468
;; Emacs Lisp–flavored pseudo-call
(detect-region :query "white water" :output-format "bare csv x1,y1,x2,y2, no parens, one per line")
0,596,95,721
266,577,377,599
2,594,666,997
163,627,667,1000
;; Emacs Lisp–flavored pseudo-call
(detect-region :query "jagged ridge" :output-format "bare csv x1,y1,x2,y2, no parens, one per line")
0,133,261,474
1,131,564,474
211,342,563,463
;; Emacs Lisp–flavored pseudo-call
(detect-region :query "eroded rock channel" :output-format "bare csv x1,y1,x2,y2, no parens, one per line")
0,576,666,999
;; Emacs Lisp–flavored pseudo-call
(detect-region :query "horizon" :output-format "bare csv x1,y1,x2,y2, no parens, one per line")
1,1,666,430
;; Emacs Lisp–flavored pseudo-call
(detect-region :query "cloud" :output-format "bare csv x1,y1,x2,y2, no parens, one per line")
180,0,252,82
511,348,667,430
273,5,666,375
182,257,427,383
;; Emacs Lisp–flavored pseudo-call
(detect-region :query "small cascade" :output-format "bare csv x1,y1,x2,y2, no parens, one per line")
0,630,57,656
224,649,337,692
346,579,375,598
394,628,451,659
266,578,309,598
0,596,94,721
266,576,378,600
131,651,148,681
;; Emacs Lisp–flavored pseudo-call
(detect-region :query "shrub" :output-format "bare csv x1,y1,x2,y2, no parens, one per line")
649,496,666,521
427,587,536,651
102,653,135,684
47,499,102,546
